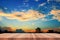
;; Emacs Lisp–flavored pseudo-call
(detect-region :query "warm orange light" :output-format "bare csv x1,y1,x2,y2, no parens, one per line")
42,30,48,33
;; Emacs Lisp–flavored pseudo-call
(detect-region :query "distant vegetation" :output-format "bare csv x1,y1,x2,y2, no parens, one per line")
0,26,60,34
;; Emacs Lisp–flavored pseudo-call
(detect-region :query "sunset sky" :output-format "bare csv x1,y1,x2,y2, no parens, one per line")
0,0,60,31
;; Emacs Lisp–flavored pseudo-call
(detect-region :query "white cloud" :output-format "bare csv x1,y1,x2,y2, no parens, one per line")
47,0,60,2
47,0,50,3
1,9,60,22
0,10,46,21
24,0,29,2
41,18,53,21
40,9,60,22
35,0,39,2
4,7,8,10
41,18,48,21
54,0,60,2
39,3,46,7
47,0,50,2
50,10,60,21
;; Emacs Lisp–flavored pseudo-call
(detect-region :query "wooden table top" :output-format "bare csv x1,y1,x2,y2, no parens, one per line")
0,33,60,40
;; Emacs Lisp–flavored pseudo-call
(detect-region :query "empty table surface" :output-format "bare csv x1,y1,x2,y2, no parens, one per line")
0,33,60,40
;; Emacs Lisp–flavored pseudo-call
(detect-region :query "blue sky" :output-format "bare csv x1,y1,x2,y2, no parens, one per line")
0,0,60,30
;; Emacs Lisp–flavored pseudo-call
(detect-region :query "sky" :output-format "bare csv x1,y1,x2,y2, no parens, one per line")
0,0,60,31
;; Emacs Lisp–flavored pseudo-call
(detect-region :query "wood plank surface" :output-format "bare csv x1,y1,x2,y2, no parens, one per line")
0,33,60,40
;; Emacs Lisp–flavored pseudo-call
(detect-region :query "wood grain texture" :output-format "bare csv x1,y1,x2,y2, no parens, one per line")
0,33,60,40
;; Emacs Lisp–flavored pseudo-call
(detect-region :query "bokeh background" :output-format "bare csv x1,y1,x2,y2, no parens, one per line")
0,0,60,33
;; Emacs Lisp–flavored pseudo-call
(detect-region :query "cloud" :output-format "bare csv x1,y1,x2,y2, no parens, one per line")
0,10,45,21
39,3,46,7
47,0,60,2
32,23,35,26
1,9,60,22
24,0,29,2
35,0,39,2
4,7,8,10
47,0,50,2
50,10,60,21
54,0,60,2
47,0,50,3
